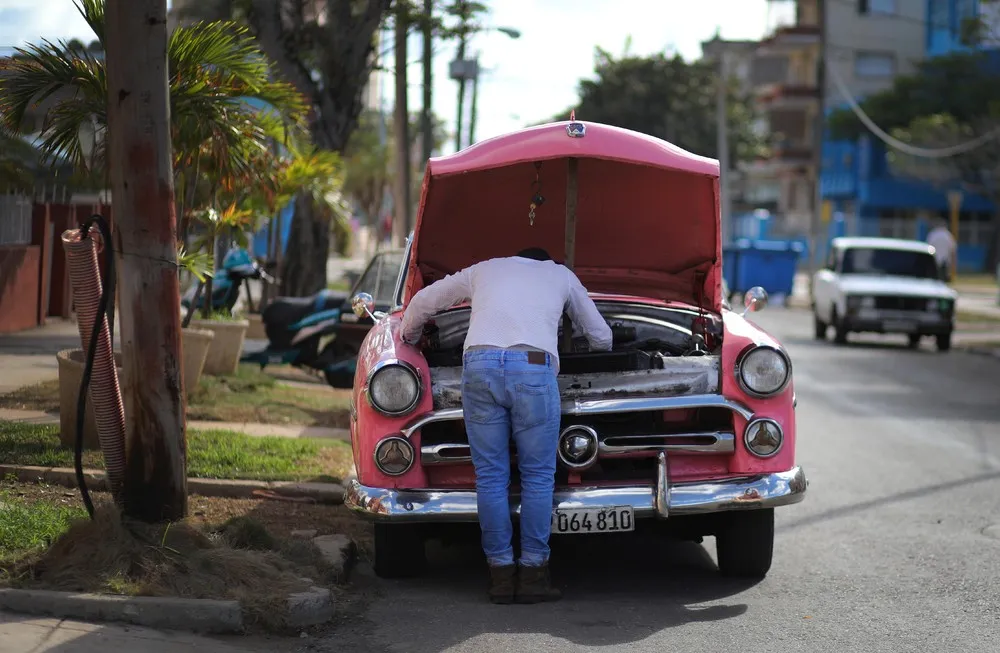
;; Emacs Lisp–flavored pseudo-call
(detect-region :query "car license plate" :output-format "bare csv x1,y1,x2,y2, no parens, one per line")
552,506,634,534
883,320,917,332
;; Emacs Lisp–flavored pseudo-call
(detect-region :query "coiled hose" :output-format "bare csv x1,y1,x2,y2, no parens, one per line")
61,215,126,517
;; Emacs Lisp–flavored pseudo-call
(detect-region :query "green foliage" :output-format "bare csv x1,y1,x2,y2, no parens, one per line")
0,483,87,563
176,244,214,282
554,47,767,162
0,0,307,184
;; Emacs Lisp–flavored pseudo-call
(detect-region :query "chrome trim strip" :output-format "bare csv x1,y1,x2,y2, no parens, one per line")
344,467,808,522
654,452,669,518
420,443,472,466
401,394,754,438
365,358,422,417
600,431,736,456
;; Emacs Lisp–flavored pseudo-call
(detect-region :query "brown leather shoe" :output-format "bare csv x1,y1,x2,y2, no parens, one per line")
488,564,517,604
515,563,562,603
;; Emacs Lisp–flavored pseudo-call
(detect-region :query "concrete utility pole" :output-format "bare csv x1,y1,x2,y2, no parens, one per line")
453,1,469,153
104,0,187,522
716,51,732,244
393,2,412,243
468,52,480,147
810,0,827,275
421,0,434,166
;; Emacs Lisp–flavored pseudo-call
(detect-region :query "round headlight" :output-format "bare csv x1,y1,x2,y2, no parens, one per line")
367,361,420,415
744,418,783,458
373,436,414,476
737,346,791,397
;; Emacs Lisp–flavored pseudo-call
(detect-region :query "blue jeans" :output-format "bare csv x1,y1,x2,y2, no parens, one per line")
461,348,561,568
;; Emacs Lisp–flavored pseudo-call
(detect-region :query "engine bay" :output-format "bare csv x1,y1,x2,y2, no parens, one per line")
419,301,723,374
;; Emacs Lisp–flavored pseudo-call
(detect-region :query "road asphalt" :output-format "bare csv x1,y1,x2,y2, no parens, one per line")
3,305,1000,652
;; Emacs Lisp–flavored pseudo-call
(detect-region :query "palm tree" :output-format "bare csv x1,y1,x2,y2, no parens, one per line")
0,0,307,223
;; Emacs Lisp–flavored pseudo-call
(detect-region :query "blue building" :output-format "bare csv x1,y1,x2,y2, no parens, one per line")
820,0,999,272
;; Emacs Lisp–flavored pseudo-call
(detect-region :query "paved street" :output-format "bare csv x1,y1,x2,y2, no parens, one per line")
3,305,999,652
314,306,1000,653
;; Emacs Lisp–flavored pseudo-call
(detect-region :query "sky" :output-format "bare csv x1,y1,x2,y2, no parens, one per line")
0,0,794,152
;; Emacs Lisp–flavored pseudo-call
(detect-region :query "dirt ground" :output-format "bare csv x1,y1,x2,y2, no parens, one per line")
6,480,375,560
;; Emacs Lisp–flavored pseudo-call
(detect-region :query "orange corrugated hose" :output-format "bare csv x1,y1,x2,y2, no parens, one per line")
61,217,126,516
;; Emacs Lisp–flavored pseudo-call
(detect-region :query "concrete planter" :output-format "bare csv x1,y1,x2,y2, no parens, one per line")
181,327,215,397
188,318,249,376
245,313,266,340
57,349,125,450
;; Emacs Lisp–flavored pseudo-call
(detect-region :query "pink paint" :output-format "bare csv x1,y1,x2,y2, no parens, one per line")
352,120,797,496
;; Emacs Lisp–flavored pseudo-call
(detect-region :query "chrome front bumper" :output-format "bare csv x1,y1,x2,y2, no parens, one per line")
344,456,807,523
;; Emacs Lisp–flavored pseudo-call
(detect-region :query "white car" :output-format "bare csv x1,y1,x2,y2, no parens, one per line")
811,237,958,351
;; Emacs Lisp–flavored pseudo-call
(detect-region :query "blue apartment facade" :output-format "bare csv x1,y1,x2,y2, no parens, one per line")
820,0,999,272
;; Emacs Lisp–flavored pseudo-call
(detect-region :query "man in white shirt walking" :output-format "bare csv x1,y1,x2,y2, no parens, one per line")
400,247,612,604
927,219,957,282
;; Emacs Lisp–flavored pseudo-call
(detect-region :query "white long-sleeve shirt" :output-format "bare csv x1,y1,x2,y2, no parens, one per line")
399,256,613,359
927,227,957,266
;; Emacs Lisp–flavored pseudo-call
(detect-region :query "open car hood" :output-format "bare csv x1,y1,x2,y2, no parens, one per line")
404,121,724,313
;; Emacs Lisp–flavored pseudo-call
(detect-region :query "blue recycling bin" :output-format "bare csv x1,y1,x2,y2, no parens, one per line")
722,245,742,295
727,239,804,297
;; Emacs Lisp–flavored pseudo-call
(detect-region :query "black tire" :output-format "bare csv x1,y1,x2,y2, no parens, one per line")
832,308,848,344
372,523,427,579
936,332,952,352
907,334,921,349
813,312,827,340
715,508,774,579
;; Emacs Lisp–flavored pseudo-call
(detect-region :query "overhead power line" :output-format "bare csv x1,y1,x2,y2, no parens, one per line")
826,55,1000,158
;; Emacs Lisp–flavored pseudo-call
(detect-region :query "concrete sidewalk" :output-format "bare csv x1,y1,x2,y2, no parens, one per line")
0,409,348,440
0,612,281,653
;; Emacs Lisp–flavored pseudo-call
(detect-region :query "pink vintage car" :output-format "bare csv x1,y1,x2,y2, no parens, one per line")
344,118,807,579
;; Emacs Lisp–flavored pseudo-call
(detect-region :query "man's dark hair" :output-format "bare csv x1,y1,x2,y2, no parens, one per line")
516,247,552,261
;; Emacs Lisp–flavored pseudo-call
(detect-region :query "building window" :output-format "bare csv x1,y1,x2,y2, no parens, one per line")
855,51,896,77
858,0,896,15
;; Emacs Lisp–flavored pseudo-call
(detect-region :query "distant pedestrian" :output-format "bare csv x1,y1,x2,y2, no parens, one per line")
927,219,957,282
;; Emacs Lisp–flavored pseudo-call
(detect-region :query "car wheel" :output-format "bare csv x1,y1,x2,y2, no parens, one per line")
907,334,921,349
936,332,952,352
372,523,427,579
715,509,774,579
832,308,848,344
813,312,827,340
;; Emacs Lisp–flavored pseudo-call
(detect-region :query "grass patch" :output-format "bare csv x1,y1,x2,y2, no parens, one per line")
327,279,351,292
0,480,87,564
0,421,354,483
0,364,352,429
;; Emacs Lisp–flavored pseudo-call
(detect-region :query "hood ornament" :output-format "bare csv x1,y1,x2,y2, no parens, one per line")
566,110,585,138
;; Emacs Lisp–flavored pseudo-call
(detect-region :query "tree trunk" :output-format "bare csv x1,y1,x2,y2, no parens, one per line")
280,193,329,296
105,0,187,522
393,4,411,247
421,0,434,166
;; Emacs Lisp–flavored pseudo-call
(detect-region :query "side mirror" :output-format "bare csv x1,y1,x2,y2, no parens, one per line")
742,286,768,316
352,292,376,319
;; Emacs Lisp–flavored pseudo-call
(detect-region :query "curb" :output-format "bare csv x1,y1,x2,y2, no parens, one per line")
0,586,334,635
0,464,345,504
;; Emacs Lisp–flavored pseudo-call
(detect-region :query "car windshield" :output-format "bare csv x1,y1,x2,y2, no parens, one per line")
353,251,405,305
841,247,938,279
